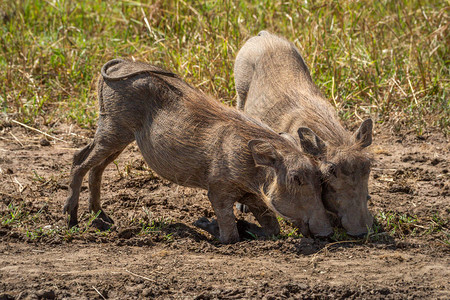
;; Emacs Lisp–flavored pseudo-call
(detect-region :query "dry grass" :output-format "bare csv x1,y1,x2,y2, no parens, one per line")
0,0,448,134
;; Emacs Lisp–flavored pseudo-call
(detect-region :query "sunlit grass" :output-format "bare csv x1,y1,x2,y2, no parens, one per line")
277,211,449,244
0,199,175,242
1,197,448,244
0,0,448,133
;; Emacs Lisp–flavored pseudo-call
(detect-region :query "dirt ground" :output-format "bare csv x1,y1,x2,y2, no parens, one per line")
0,121,449,299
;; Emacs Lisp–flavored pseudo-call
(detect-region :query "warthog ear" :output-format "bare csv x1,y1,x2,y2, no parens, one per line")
297,127,327,157
248,140,281,168
354,119,373,148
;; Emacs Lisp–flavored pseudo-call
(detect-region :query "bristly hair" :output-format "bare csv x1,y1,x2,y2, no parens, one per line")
258,183,295,224
250,33,361,148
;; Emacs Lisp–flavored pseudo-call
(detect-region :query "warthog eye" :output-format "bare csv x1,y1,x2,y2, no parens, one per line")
293,175,302,186
328,163,337,177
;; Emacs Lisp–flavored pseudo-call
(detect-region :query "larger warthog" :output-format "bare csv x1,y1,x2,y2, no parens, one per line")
235,31,374,236
63,59,332,244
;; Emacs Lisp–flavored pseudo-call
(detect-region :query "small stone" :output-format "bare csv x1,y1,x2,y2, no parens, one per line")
0,294,15,300
118,227,140,239
416,135,426,141
40,138,51,146
36,290,56,299
430,158,441,166
142,288,154,297
9,232,19,238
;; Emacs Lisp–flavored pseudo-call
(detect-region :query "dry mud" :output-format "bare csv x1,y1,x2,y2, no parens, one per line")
0,122,449,299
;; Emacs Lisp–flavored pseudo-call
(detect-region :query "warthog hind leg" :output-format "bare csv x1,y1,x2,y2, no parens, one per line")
64,121,134,228
88,149,126,230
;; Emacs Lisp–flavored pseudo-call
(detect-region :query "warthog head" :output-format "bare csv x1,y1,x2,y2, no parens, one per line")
297,119,374,236
248,138,333,237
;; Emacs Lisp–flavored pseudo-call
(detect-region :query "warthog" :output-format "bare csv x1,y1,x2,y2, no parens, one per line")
63,59,332,243
234,31,374,236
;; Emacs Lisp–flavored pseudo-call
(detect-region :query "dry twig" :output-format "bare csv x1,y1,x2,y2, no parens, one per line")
11,119,68,143
125,269,155,283
92,286,106,300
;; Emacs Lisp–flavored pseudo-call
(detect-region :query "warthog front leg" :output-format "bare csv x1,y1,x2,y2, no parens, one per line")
206,188,240,244
64,142,118,227
194,217,267,240
240,193,280,237
196,193,280,241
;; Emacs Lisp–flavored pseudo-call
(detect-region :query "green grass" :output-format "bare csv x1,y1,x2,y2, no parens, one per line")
377,211,418,238
276,211,449,245
1,197,448,244
0,0,448,133
0,199,175,242
329,211,449,244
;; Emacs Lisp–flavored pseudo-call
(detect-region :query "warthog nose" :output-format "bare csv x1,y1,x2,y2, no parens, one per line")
308,222,333,238
351,233,367,239
345,228,369,238
314,230,333,238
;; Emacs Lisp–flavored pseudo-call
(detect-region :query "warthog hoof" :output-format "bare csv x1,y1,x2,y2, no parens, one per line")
236,219,267,239
194,217,267,240
235,203,249,213
67,217,79,229
91,211,114,231
194,217,220,238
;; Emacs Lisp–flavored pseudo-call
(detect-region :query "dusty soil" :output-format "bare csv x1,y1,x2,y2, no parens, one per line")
0,121,449,299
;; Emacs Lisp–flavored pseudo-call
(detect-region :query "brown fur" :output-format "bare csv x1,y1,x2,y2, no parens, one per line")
235,31,374,236
63,59,332,244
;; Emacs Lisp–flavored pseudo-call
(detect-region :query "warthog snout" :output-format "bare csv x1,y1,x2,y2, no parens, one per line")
292,214,333,238
340,209,374,237
320,150,374,236
257,150,333,238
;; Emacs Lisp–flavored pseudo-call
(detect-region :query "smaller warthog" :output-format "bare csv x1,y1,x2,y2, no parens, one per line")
63,59,332,243
235,31,374,236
